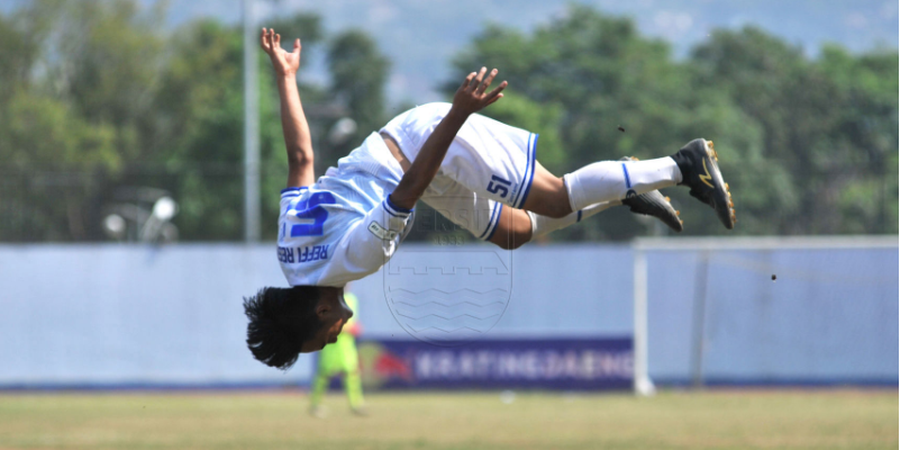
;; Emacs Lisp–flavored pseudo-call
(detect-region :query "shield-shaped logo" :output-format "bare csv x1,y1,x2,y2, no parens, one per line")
383,197,513,344
384,248,512,344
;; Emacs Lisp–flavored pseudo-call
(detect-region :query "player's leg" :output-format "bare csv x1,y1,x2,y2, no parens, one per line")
308,368,329,418
521,158,681,218
423,173,675,249
487,200,621,250
388,105,730,230
419,176,607,247
523,140,734,229
337,337,366,414
310,345,343,418
391,107,681,220
343,369,365,414
485,205,530,250
420,176,506,244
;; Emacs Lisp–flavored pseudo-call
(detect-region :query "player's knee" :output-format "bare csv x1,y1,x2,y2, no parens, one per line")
492,240,519,250
506,239,528,250
543,201,572,219
523,173,572,218
527,189,572,218
490,232,530,250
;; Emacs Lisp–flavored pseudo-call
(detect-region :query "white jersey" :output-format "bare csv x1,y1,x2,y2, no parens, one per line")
278,103,537,287
277,132,413,287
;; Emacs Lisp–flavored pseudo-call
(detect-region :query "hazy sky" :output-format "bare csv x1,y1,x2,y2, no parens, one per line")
164,0,900,104
3,0,897,103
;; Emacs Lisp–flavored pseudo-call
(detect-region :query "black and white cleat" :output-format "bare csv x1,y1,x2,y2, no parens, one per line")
671,139,736,229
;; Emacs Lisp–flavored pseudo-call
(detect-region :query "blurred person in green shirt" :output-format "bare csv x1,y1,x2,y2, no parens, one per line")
309,291,366,418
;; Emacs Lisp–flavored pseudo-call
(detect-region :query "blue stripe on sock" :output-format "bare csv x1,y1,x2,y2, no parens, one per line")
577,210,583,223
621,162,632,188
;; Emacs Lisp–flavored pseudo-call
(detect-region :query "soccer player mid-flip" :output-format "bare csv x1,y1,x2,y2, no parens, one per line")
244,29,736,369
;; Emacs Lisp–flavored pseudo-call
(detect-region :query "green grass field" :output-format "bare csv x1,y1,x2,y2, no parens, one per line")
0,389,895,450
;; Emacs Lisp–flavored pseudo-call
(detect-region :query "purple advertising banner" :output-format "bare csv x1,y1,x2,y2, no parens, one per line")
358,338,633,390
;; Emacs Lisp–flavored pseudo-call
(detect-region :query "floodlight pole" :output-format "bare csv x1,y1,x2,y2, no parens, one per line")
243,0,260,242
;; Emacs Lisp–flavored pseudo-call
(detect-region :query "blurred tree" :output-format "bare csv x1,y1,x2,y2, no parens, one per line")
450,7,898,239
259,16,329,240
267,13,324,64
324,30,391,170
0,9,43,101
449,6,738,239
145,20,247,240
150,15,327,240
49,0,166,162
692,27,898,234
818,45,899,234
0,0,389,242
2,2,894,242
0,0,162,240
148,16,389,241
478,91,566,176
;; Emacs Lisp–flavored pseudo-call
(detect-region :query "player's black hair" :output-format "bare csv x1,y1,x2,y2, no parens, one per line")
243,286,323,370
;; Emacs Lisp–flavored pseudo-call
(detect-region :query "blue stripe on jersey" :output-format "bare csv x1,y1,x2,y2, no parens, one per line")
621,163,632,188
479,202,501,240
484,204,504,241
281,186,309,194
516,133,538,209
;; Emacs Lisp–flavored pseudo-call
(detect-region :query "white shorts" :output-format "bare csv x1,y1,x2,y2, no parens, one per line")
380,103,538,240
420,177,504,241
381,102,538,209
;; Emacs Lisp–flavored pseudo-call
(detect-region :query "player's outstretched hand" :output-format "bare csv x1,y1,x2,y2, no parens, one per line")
260,28,301,77
452,67,507,115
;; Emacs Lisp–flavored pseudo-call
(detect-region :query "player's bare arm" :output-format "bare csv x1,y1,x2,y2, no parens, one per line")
388,67,507,210
261,28,315,188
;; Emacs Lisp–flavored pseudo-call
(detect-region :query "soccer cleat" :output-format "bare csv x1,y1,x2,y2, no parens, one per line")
670,139,736,229
619,156,684,232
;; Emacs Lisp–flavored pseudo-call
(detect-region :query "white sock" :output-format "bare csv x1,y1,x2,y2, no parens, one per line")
527,201,620,238
562,157,682,212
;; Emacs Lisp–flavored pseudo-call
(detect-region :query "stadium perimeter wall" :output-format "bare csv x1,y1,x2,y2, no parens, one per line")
0,240,895,388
